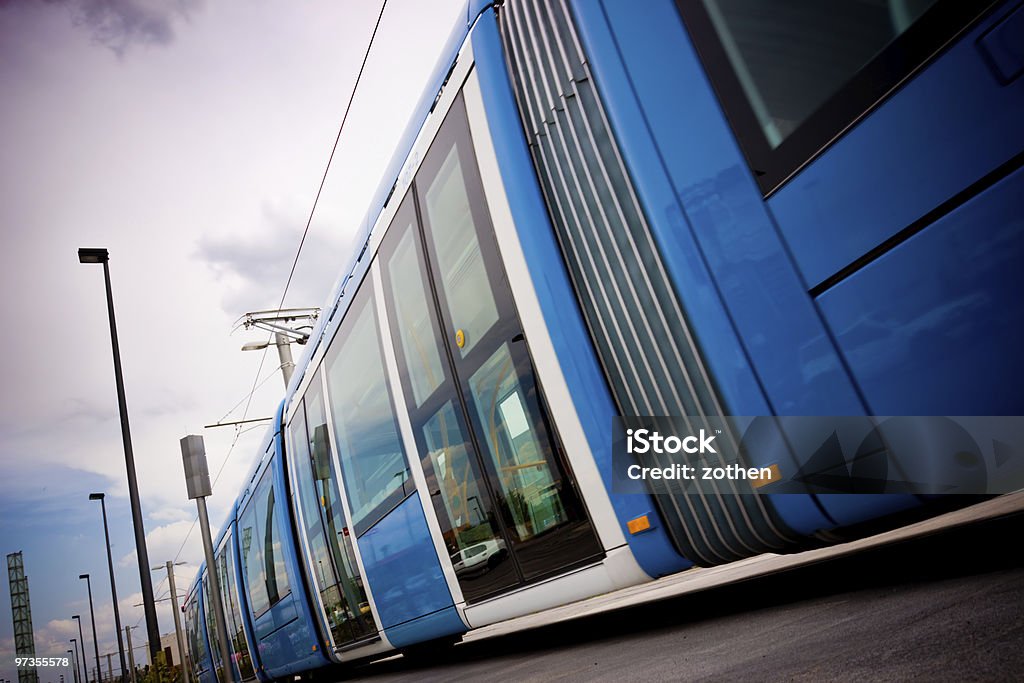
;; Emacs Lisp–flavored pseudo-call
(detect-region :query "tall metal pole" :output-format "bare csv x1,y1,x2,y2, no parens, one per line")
72,618,87,683
180,435,234,682
78,248,161,662
89,494,126,681
123,628,136,683
105,654,112,683
79,575,101,683
66,650,78,683
68,642,79,683
195,498,234,682
162,562,189,683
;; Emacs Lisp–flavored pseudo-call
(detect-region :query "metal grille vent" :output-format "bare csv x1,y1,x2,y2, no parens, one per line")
497,0,801,565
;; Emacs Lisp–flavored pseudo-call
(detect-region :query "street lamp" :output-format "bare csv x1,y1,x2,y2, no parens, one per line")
237,308,319,389
72,617,87,683
89,493,127,682
79,574,102,683
78,248,161,663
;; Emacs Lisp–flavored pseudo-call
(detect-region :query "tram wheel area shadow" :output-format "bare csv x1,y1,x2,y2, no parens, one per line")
348,511,1024,679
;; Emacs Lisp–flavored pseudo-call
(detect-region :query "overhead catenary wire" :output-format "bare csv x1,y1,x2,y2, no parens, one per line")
237,0,390,427
170,0,390,575
212,365,289,427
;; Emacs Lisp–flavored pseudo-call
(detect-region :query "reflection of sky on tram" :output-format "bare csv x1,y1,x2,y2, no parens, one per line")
0,0,463,676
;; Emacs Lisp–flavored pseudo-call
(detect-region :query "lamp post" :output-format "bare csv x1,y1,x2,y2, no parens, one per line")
77,247,160,662
241,333,296,387
69,640,80,683
66,650,78,683
79,574,102,683
238,308,319,389
72,618,87,683
88,493,127,682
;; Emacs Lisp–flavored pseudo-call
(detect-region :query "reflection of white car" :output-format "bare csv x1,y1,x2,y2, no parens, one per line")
451,539,506,576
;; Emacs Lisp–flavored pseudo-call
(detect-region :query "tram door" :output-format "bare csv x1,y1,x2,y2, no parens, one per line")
379,94,603,603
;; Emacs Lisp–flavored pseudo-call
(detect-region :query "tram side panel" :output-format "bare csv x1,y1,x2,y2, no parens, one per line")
581,0,1024,526
571,0,910,530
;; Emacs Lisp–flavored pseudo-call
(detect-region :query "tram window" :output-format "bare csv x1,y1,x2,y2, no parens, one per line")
287,402,342,602
238,493,269,616
325,284,412,536
217,535,255,680
202,571,225,680
262,482,290,604
239,468,290,616
679,0,994,192
184,594,203,672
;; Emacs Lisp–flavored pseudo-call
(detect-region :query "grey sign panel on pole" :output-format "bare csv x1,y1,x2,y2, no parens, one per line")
180,435,212,500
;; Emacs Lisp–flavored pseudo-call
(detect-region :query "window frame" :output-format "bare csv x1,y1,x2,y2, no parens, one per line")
676,0,999,195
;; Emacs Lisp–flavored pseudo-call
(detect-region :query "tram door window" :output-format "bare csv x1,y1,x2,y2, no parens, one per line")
288,378,376,648
380,194,519,601
381,94,602,600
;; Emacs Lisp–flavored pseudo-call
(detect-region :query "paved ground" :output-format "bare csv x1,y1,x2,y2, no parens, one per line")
345,495,1024,682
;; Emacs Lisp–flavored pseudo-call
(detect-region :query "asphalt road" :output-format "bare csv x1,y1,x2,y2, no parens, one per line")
346,511,1024,682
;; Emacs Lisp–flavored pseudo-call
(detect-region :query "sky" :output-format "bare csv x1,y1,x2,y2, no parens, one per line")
0,0,464,679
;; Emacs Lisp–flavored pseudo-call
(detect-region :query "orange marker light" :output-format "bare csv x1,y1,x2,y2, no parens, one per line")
627,515,651,534
752,463,781,489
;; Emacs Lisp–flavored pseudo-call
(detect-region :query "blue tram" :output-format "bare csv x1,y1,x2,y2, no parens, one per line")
184,0,1024,679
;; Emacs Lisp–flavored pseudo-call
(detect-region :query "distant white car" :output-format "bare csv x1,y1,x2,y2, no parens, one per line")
451,539,506,576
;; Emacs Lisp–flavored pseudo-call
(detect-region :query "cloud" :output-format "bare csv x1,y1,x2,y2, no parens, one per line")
118,518,204,569
35,0,203,57
195,199,349,315
148,506,193,523
46,618,80,638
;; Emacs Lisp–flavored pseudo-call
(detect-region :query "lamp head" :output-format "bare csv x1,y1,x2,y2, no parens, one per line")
88,492,104,501
72,615,80,620
78,573,88,580
77,248,108,264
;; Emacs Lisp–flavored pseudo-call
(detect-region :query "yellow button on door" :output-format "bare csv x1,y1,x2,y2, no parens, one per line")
455,329,465,348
